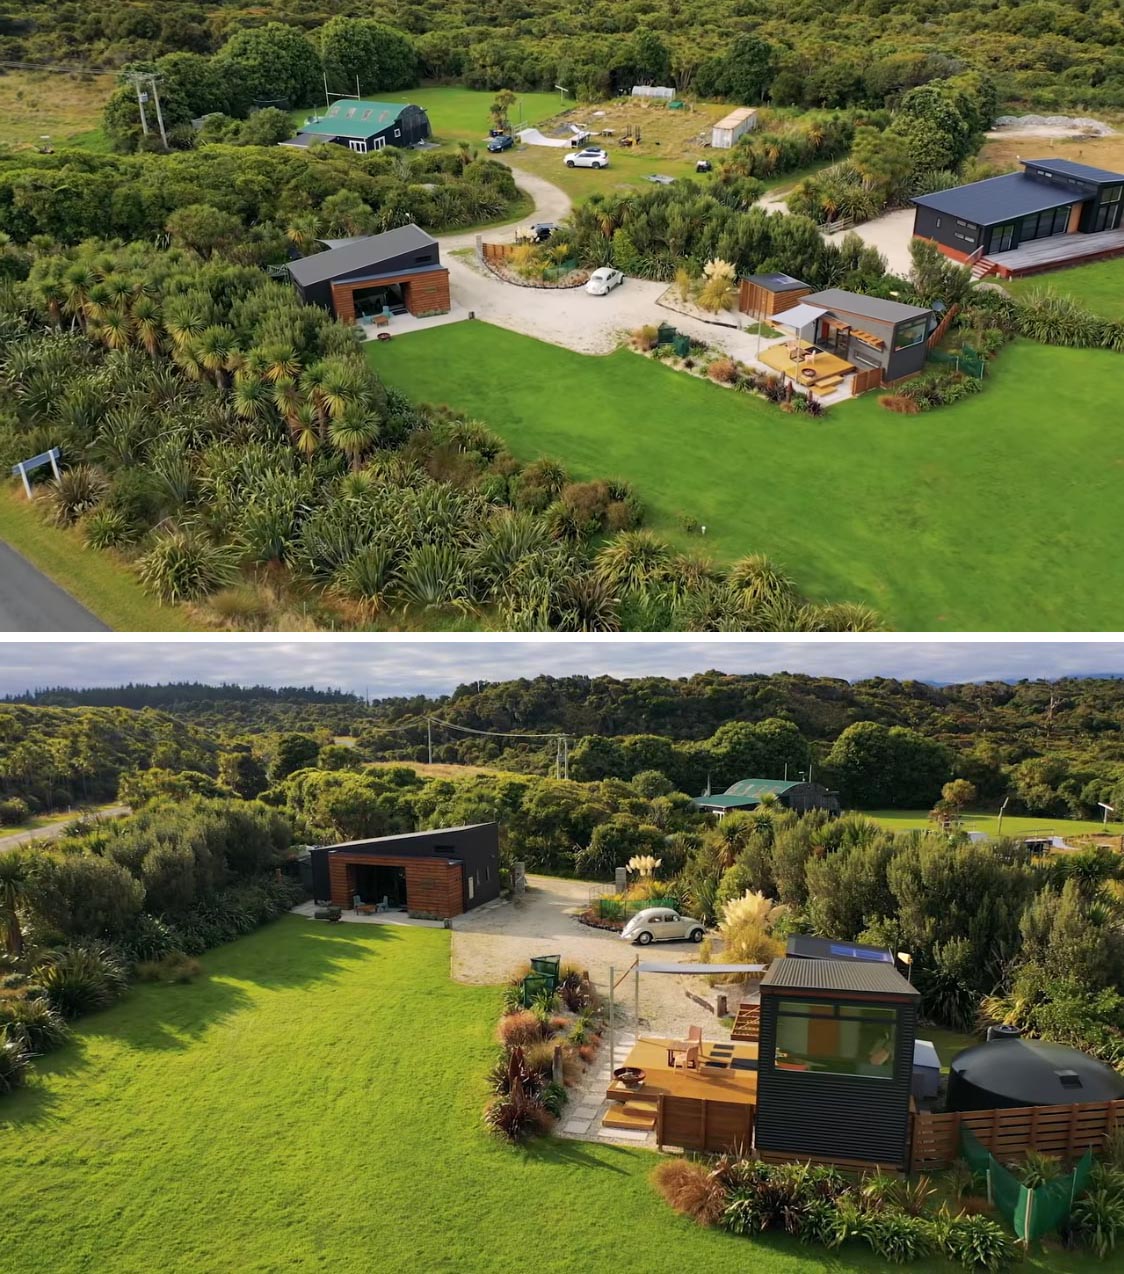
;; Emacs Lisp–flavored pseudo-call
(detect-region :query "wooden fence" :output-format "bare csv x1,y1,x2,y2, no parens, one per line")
851,366,884,395
656,1095,755,1155
910,1100,1124,1172
480,241,518,264
926,302,960,350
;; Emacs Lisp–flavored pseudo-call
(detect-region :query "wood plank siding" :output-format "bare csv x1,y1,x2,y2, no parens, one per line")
738,279,811,318
330,269,451,323
328,852,463,917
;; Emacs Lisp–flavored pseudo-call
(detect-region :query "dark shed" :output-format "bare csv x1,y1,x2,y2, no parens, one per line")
948,1039,1124,1112
309,823,500,918
693,778,841,816
755,957,920,1168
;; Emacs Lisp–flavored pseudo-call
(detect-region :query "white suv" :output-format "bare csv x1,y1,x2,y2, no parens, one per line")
565,148,609,170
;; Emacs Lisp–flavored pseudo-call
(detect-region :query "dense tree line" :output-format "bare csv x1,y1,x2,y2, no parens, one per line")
0,144,521,247
7,3,1124,112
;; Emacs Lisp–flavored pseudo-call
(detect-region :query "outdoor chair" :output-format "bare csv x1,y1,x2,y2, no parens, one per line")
375,896,390,913
667,1040,701,1070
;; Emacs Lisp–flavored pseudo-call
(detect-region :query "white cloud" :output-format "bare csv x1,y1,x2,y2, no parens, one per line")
0,638,1122,698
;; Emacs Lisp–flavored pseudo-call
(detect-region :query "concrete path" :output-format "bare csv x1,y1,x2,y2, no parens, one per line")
0,541,107,632
0,805,128,854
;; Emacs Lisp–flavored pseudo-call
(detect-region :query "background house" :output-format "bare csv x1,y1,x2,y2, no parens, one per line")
281,99,430,153
287,224,450,322
309,823,500,918
693,778,841,816
754,957,920,1169
912,158,1124,277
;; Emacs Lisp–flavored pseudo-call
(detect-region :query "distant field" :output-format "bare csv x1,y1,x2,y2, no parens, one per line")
981,131,1124,177
291,87,561,146
868,810,1117,839
1004,256,1124,320
0,70,114,149
367,761,506,780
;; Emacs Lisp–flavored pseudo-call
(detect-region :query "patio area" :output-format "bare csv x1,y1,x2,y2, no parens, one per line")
758,341,856,389
290,899,446,929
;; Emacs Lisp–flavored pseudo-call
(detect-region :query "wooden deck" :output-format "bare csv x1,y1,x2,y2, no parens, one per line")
759,343,855,385
606,1036,759,1105
987,226,1124,277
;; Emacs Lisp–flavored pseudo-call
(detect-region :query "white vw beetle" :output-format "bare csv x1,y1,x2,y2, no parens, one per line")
620,907,706,945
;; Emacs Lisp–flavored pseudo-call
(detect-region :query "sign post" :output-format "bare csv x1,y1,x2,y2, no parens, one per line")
10,447,60,498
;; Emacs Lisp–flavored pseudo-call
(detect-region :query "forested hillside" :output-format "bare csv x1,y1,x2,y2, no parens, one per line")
4,1,1123,111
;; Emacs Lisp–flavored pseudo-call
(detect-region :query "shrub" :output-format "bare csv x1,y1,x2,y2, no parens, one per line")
653,1159,730,1227
862,1210,933,1263
1070,1187,1124,1259
0,997,70,1055
707,357,739,385
522,1038,558,1076
497,1010,543,1048
483,1089,554,1142
48,464,107,526
134,953,202,984
540,1080,567,1117
0,797,29,826
120,913,182,963
936,1212,1017,1271
879,393,921,414
83,507,137,549
135,526,242,603
34,945,129,1019
1015,1149,1061,1187
0,1027,31,1093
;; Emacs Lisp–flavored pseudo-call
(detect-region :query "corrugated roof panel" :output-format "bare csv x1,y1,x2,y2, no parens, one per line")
802,289,932,324
1023,157,1124,184
724,778,800,797
911,172,1078,224
761,957,919,997
287,224,437,288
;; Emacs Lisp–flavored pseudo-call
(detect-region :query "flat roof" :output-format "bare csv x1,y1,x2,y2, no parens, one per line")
320,823,493,853
745,272,808,292
762,957,919,998
911,172,1079,224
287,224,437,288
786,934,895,964
1023,157,1124,184
803,288,932,325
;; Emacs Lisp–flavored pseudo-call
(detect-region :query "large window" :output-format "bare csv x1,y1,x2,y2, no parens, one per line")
1020,206,1071,242
774,999,897,1080
893,316,929,351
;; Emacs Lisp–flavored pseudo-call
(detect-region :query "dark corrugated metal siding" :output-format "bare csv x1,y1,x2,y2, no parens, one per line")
755,992,917,1167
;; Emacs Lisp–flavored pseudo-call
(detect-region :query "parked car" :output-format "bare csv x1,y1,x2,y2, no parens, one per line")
586,267,624,295
621,907,706,945
487,134,514,152
565,148,609,169
530,222,556,243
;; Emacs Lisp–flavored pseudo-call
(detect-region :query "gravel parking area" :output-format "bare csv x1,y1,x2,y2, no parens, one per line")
450,874,736,1038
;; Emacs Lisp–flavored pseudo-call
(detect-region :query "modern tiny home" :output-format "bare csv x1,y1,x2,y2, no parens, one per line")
309,823,500,919
754,957,920,1169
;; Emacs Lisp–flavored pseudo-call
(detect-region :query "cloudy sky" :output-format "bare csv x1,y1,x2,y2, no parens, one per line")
0,638,1121,699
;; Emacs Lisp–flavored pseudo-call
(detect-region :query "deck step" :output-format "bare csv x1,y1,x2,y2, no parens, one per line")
811,375,843,392
602,1101,658,1131
971,259,997,280
731,1003,760,1042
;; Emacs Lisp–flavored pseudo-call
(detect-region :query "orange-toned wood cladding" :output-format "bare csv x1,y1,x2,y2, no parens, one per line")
910,1099,1124,1172
330,269,451,323
913,235,975,265
327,852,463,917
738,278,811,318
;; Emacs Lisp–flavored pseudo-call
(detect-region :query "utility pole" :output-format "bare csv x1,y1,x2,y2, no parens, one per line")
323,72,330,110
127,73,150,138
427,718,433,765
355,75,362,101
149,76,168,150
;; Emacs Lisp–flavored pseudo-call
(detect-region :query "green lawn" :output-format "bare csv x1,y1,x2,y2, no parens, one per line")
291,87,561,146
0,487,201,632
0,917,1092,1273
1005,257,1124,320
868,810,1117,838
369,325,1124,630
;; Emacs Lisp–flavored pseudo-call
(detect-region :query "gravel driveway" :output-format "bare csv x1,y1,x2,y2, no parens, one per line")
450,875,736,1038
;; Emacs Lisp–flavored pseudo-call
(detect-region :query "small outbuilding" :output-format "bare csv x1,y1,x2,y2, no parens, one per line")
280,99,430,153
287,224,450,323
309,823,500,919
738,272,812,319
785,934,896,965
755,957,921,1169
693,778,841,817
948,1038,1124,1112
711,106,757,149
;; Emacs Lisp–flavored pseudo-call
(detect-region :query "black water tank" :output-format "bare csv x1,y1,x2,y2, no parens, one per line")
948,1038,1124,1112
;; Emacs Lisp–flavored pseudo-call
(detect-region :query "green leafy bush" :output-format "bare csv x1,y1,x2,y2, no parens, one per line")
0,1026,31,1093
0,998,70,1055
33,945,129,1019
136,527,242,603
1070,1185,1124,1260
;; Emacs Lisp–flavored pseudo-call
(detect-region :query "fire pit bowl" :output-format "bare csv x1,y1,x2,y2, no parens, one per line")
613,1066,646,1088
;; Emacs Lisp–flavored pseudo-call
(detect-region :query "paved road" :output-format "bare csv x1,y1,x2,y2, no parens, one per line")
0,805,130,854
0,541,107,631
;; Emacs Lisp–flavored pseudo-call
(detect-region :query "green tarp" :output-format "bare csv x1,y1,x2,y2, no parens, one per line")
960,1127,1093,1242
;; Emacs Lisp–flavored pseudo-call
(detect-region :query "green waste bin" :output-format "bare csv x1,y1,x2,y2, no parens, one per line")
530,955,561,989
674,334,691,358
657,323,677,346
521,973,552,1006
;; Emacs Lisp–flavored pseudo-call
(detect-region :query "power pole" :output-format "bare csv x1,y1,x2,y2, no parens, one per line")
323,72,330,110
427,718,433,765
127,73,150,137
149,76,169,150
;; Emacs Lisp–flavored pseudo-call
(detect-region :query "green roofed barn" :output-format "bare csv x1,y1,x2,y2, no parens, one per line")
693,778,841,817
281,99,430,154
